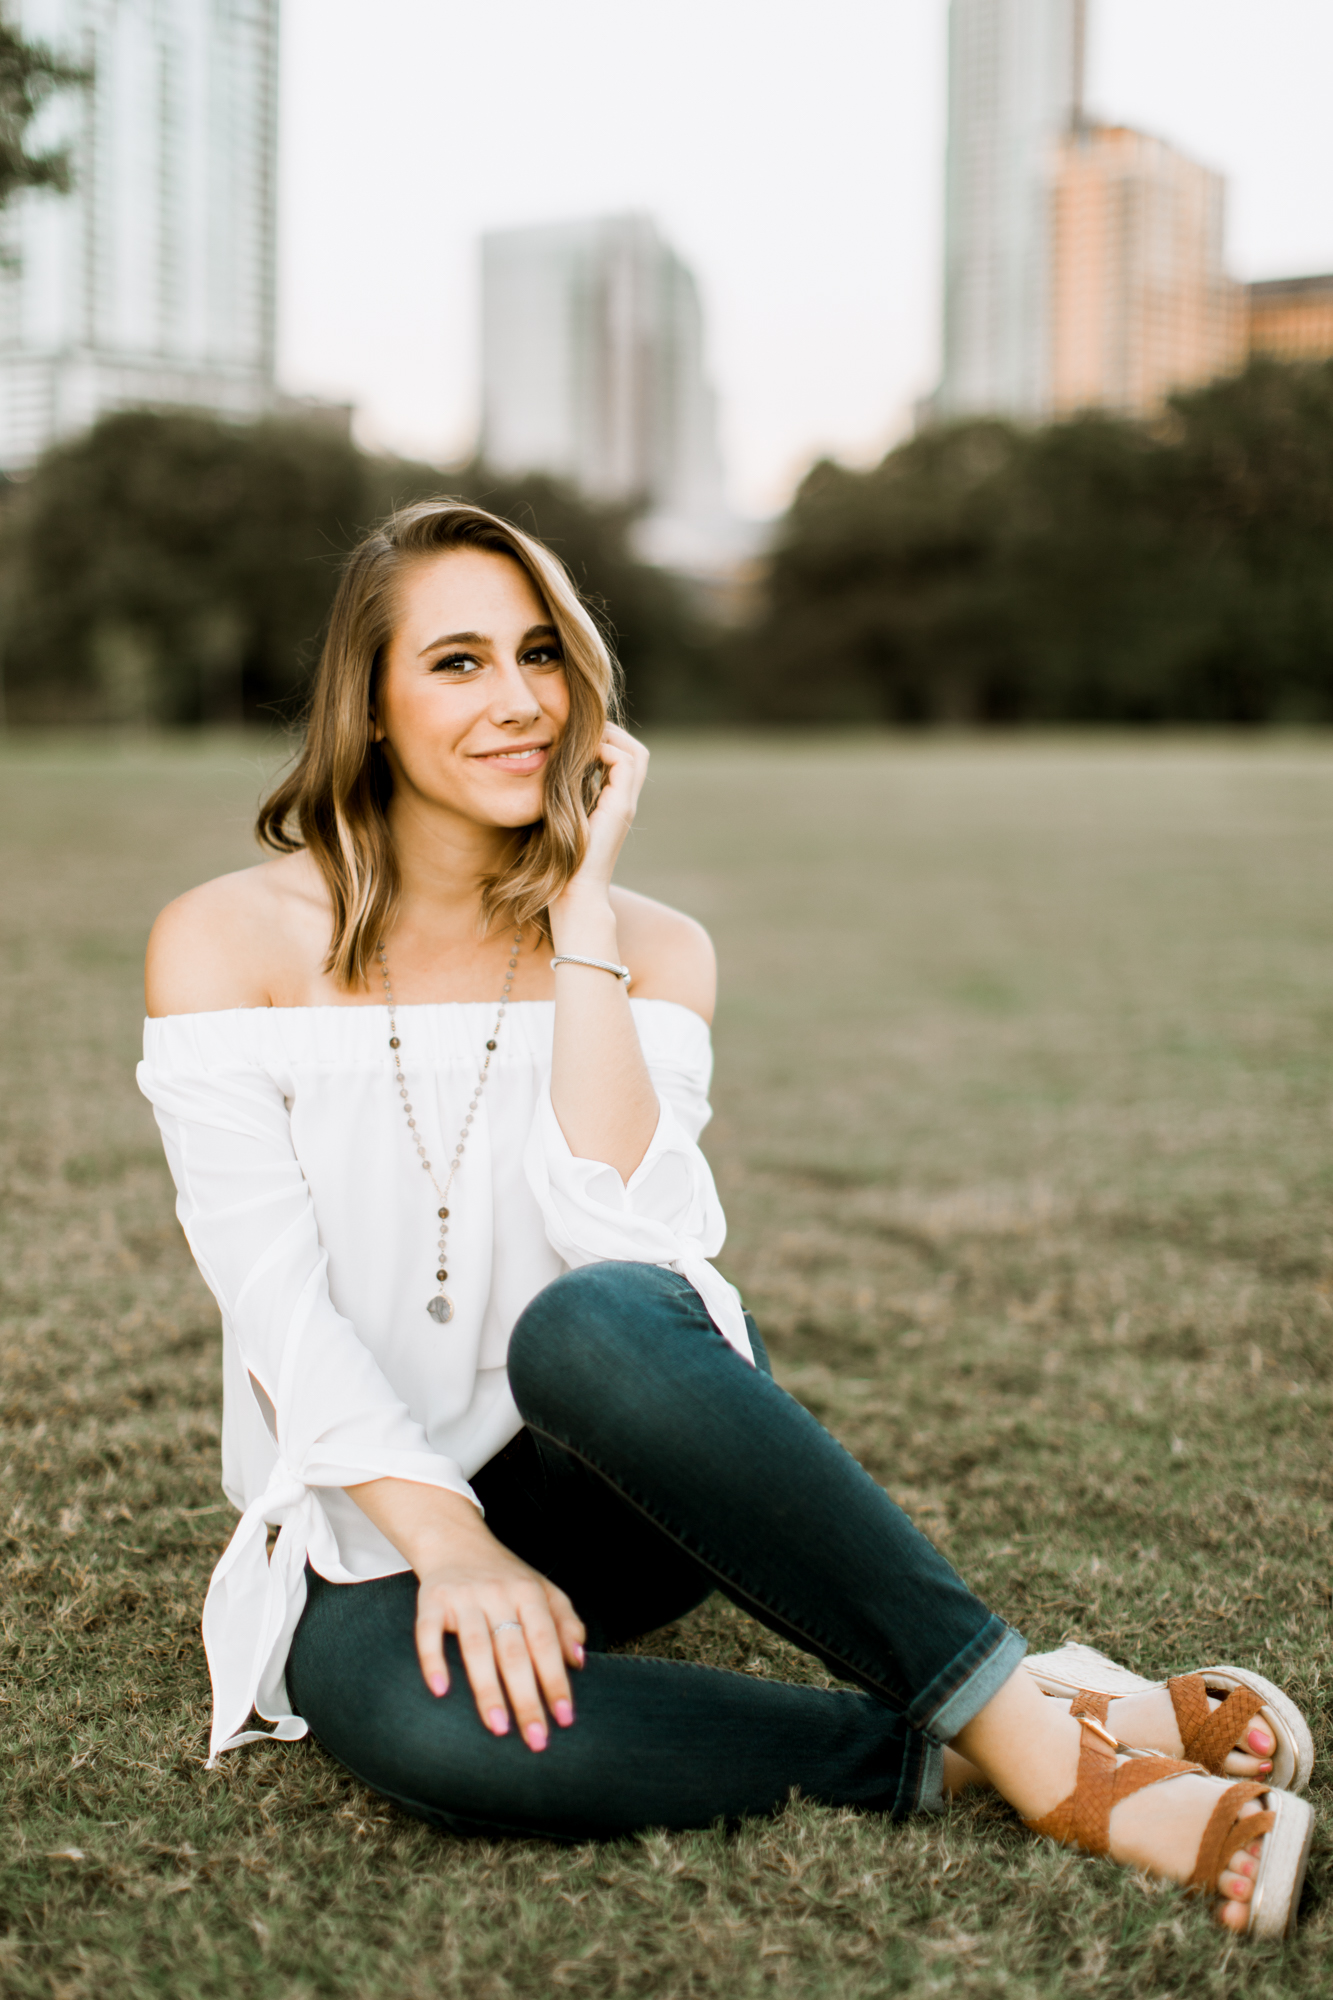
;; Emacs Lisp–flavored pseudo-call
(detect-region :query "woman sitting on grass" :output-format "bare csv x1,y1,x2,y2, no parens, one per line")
139,499,1313,1937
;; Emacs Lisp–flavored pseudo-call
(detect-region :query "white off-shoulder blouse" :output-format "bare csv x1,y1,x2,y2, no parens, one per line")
136,999,750,1764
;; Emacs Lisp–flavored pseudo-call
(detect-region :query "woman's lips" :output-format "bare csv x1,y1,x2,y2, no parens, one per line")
472,744,550,774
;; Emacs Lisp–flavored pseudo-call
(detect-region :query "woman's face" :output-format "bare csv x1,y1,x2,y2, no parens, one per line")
374,546,571,832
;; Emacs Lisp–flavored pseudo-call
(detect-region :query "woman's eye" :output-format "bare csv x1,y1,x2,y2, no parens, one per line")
432,652,483,676
523,646,564,669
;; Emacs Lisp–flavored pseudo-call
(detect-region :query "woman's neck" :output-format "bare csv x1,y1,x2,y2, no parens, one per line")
386,792,519,946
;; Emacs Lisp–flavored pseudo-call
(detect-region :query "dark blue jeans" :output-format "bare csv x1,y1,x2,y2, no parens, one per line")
286,1263,1025,1840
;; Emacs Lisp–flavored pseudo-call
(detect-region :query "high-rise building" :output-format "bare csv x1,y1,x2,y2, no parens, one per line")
937,0,1085,419
1247,275,1333,365
936,0,1251,423
1049,124,1243,416
0,0,279,471
480,213,729,565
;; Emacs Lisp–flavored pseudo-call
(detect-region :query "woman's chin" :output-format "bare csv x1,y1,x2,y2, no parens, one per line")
461,783,546,831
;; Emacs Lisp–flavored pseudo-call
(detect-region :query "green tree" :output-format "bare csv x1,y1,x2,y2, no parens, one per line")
1,409,367,723
0,20,88,207
737,359,1333,726
1166,360,1333,722
0,412,720,726
731,421,1030,724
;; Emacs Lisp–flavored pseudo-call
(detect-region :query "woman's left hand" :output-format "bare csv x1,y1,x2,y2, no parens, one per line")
566,724,649,901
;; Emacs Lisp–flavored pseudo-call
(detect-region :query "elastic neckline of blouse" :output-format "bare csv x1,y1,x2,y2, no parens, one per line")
143,996,709,1028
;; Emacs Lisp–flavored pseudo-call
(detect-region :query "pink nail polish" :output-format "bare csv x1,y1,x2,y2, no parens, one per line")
488,1707,510,1735
573,1644,585,1667
1248,1728,1273,1753
553,1700,575,1727
525,1723,548,1752
428,1673,447,1698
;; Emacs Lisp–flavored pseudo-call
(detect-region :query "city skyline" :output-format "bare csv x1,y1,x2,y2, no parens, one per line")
0,4,1325,512
278,0,1333,516
936,0,1251,426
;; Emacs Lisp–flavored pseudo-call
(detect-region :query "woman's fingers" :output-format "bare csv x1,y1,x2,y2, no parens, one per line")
451,1595,576,1748
515,1593,577,1727
415,1570,586,1747
454,1605,513,1738
592,727,649,821
493,1615,556,1749
414,1588,451,1698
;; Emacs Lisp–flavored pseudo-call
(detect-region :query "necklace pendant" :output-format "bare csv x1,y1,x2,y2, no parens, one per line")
426,1293,454,1325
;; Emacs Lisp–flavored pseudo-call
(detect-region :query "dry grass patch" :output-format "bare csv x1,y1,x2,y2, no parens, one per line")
2,731,1331,1997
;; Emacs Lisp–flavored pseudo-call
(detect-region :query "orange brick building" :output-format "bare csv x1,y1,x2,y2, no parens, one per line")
1049,123,1244,418
1246,275,1333,363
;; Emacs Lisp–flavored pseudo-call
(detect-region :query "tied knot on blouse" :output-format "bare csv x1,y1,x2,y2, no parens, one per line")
136,998,751,1763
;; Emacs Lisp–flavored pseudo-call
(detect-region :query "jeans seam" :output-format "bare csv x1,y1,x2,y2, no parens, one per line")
523,1417,918,1710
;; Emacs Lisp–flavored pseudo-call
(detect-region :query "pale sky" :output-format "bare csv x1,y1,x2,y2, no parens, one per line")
278,0,1333,517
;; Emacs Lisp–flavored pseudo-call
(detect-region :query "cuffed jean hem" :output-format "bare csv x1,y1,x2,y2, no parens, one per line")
908,1616,1028,1746
913,1739,947,1815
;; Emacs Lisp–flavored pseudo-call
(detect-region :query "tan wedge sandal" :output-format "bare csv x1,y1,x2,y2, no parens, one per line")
1024,1642,1314,1794
1025,1711,1314,1939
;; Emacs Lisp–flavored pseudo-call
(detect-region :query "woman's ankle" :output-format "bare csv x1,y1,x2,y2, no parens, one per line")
950,1665,1086,1822
941,1746,987,1796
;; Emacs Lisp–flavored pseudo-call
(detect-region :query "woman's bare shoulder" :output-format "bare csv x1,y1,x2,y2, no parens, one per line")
609,886,717,1025
145,852,330,1017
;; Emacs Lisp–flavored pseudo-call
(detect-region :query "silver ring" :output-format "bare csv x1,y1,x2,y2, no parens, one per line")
491,1619,522,1635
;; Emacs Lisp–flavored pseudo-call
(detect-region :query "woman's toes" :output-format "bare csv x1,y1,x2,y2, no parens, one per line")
1222,1749,1272,1778
1217,1866,1253,1903
1247,1725,1274,1757
1216,1843,1260,1932
1213,1804,1268,1926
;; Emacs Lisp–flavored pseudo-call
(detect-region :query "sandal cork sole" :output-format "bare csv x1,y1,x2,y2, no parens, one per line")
1024,1644,1313,1795
1246,1786,1315,1940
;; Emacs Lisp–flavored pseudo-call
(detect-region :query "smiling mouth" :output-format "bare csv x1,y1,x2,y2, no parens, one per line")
473,744,550,764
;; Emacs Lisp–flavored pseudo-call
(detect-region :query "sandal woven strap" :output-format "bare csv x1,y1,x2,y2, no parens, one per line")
1187,1781,1274,1895
1024,1716,1203,1857
1168,1675,1266,1776
1024,1719,1274,1903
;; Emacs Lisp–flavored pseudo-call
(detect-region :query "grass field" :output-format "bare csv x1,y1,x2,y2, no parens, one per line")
2,731,1331,1999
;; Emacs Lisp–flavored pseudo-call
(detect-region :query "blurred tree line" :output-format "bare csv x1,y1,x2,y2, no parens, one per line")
738,359,1333,725
2,357,1331,731
0,410,715,727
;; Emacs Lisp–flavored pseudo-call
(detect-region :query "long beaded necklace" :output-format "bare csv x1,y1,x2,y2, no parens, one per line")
377,927,522,1325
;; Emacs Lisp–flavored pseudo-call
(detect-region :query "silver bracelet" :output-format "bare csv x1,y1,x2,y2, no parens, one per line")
550,953,632,987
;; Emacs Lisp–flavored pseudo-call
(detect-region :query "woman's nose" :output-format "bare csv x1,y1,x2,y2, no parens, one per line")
489,659,542,724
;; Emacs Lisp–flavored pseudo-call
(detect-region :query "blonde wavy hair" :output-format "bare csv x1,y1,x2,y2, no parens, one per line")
257,498,623,987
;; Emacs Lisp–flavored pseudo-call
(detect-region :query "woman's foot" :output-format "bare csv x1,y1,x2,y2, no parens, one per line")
951,1669,1272,1932
1101,1686,1274,1779
942,1683,1275,1796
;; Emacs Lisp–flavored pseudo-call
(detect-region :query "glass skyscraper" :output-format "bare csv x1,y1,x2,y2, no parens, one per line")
481,213,731,569
0,0,279,470
937,0,1084,419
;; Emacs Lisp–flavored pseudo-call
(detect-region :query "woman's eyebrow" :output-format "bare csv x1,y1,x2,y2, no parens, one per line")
416,624,559,657
418,629,488,656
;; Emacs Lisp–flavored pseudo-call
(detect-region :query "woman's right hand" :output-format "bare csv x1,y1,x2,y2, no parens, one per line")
346,1478,585,1750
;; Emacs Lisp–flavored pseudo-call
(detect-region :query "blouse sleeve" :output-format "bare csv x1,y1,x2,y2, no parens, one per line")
522,1004,753,1364
138,1036,477,1763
